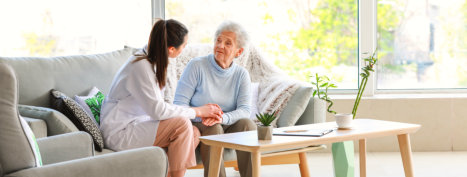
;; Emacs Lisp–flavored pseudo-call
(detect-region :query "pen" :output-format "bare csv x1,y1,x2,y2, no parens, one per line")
283,130,308,133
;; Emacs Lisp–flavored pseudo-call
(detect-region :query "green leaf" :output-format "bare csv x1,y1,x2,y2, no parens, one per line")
320,83,328,87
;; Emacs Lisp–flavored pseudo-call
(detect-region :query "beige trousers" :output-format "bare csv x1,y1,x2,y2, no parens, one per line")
193,118,257,177
154,117,201,172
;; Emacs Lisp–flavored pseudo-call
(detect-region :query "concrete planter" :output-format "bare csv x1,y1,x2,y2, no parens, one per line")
257,125,273,140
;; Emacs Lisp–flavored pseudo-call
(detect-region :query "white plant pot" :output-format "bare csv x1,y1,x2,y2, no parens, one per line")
335,113,353,129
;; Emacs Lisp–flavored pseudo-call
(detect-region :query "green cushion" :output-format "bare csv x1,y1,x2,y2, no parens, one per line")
74,87,105,125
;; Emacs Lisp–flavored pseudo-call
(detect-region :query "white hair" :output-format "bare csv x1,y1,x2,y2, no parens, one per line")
214,21,249,48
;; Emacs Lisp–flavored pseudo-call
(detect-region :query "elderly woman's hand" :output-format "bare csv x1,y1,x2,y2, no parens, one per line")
193,104,223,119
201,116,222,126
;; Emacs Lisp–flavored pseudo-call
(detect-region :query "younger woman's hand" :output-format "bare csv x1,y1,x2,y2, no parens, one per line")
193,104,223,118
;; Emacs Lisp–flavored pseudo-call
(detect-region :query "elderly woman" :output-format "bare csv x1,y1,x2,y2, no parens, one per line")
174,21,256,177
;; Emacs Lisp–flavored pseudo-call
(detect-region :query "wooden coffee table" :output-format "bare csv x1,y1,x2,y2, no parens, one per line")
199,119,421,177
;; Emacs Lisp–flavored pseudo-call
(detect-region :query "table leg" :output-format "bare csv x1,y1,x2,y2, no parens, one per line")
298,152,311,177
359,139,367,177
251,151,261,177
207,146,224,177
397,134,414,177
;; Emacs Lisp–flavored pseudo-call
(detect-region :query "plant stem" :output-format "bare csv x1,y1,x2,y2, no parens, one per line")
352,78,364,115
315,74,321,98
352,77,368,119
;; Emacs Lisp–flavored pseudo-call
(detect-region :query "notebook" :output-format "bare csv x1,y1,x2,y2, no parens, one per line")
273,128,334,137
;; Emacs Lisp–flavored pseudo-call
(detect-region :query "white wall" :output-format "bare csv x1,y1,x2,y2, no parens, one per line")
317,95,467,152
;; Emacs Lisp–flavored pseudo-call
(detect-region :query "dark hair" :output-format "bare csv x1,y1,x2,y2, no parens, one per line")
134,19,188,89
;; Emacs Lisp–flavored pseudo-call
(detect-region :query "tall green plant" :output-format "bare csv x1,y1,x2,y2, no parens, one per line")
311,73,337,114
351,51,378,119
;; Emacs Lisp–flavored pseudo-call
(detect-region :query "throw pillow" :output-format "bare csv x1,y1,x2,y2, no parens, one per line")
50,89,104,151
74,87,105,125
19,116,42,166
249,82,260,122
276,85,313,127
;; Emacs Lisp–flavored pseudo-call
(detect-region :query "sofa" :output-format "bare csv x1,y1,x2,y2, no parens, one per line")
0,63,168,177
0,44,326,162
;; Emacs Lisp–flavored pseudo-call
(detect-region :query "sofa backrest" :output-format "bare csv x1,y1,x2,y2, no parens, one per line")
0,48,137,108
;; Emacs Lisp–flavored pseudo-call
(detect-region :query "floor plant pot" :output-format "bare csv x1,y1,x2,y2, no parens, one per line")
257,125,273,140
332,141,355,177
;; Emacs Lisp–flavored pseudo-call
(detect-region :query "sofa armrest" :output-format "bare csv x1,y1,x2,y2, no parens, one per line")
37,131,94,165
18,104,78,135
5,147,168,177
295,97,327,125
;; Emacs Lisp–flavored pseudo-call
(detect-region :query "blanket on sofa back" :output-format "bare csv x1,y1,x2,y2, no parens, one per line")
162,44,300,124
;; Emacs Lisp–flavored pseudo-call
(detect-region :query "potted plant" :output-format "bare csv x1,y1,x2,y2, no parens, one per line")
256,111,277,140
311,51,378,177
311,51,378,129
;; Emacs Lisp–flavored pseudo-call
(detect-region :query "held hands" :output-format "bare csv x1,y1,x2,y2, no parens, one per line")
201,116,222,127
194,104,223,126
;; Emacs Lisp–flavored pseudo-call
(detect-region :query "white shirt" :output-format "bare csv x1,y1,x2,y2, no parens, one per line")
100,56,196,151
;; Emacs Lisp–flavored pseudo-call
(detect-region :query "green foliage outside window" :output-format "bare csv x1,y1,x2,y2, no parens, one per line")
260,0,401,85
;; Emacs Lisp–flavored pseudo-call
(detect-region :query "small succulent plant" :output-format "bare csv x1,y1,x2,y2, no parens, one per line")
256,111,277,126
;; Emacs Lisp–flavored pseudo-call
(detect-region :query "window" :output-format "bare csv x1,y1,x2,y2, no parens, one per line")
0,0,151,57
165,0,358,89
377,0,467,89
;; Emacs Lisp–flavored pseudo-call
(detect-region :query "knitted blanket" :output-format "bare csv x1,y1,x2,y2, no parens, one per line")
164,44,301,125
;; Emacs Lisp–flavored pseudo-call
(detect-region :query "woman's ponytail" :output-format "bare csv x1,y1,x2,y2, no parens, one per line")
137,19,188,89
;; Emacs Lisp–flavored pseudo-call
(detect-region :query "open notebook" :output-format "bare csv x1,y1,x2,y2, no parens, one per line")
273,128,334,137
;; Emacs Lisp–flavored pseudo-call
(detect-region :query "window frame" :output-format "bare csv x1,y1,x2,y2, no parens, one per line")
155,0,467,95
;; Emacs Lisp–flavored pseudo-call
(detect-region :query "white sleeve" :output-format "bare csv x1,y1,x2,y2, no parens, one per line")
126,60,196,120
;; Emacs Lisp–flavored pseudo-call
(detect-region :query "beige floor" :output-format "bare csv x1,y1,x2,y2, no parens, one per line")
185,151,467,177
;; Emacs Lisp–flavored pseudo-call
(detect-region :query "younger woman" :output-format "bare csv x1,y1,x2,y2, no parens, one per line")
100,19,223,177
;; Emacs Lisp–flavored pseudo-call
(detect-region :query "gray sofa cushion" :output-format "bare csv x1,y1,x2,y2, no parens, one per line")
24,117,47,138
37,132,94,165
18,105,79,136
276,85,313,127
0,47,137,108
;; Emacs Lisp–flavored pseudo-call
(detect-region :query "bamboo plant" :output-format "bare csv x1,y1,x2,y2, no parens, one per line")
351,51,378,119
311,73,337,114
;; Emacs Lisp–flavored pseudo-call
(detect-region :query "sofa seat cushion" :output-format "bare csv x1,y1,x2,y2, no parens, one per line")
24,117,47,138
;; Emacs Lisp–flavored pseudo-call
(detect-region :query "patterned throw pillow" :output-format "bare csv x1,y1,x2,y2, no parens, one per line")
50,89,104,151
74,87,105,125
19,116,42,167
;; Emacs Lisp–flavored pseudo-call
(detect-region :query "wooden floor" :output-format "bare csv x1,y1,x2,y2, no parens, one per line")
185,151,467,177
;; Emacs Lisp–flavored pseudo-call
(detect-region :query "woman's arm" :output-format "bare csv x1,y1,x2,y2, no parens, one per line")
221,70,252,125
173,60,198,107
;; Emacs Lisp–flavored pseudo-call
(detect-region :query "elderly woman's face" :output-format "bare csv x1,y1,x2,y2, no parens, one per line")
214,31,243,63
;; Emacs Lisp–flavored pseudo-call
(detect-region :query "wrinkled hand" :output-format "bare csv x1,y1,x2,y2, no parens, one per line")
194,103,223,119
201,116,222,126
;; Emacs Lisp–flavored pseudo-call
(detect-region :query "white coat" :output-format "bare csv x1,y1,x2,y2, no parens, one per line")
100,56,196,151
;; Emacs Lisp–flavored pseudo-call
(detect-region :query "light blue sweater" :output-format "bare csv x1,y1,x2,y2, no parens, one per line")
173,54,251,125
